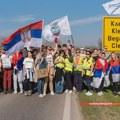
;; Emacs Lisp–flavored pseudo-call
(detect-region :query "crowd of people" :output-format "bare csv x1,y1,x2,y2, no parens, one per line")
0,42,120,97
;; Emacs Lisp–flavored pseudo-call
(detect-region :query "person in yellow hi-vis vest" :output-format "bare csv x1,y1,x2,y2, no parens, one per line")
73,49,83,92
64,49,73,94
54,50,65,94
82,51,94,96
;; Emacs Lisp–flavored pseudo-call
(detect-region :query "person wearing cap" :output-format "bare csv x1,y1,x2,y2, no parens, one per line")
80,48,86,59
82,51,94,96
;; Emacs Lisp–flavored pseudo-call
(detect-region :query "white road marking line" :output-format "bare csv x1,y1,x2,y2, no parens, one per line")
63,93,71,120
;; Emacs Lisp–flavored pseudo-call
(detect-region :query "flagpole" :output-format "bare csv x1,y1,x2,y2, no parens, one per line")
71,35,74,45
40,20,44,53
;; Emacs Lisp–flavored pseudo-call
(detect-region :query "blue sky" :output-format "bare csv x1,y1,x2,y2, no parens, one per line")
0,0,110,47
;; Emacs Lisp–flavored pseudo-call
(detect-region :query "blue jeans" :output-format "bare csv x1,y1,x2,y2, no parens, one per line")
55,77,64,93
37,79,44,95
75,72,83,92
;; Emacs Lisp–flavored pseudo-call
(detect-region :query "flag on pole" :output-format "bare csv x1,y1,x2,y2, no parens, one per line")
2,20,43,55
103,0,120,15
43,16,71,42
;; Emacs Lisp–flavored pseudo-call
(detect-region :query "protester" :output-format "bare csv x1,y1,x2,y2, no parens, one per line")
73,49,83,92
93,52,108,96
64,49,73,94
35,50,48,97
110,52,120,96
0,49,12,94
12,52,23,94
43,43,57,96
80,48,86,59
23,51,34,96
92,49,99,62
82,51,94,96
54,50,65,94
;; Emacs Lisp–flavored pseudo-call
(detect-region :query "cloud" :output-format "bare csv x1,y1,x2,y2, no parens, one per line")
70,15,103,26
12,15,35,23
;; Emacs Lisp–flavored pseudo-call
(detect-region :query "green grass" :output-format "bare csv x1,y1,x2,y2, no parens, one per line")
79,89,120,120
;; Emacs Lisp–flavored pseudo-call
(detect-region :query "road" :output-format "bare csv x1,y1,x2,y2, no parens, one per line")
0,92,83,120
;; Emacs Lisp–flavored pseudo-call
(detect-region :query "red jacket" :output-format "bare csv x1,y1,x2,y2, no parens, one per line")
12,53,23,67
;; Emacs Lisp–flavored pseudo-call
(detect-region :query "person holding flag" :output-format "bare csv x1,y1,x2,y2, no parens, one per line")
12,51,23,94
43,39,58,96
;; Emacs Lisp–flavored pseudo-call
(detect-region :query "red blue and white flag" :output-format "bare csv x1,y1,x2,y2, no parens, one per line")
2,20,43,55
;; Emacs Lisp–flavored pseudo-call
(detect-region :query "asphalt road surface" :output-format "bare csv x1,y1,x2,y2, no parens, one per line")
0,92,83,120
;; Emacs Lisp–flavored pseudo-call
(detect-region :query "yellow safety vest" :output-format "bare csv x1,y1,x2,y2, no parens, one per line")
64,58,73,72
56,56,65,68
74,56,83,71
82,57,93,76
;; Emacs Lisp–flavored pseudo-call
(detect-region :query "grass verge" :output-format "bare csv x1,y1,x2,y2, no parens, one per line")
79,89,120,120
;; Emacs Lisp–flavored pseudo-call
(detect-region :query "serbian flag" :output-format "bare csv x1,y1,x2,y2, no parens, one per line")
2,20,43,55
110,60,120,83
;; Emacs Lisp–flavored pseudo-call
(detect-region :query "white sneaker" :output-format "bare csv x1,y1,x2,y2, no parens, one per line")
51,91,55,96
38,94,44,98
98,92,102,96
85,91,93,96
65,89,69,93
24,92,28,96
73,87,76,92
14,90,17,94
20,90,23,94
43,91,46,97
100,91,104,95
69,90,73,94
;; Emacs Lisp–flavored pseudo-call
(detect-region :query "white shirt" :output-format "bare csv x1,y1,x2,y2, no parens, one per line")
46,54,54,67
23,57,34,69
99,59,105,66
1,54,12,69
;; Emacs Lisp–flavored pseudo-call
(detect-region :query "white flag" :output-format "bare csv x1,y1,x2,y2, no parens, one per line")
103,0,120,15
43,16,71,42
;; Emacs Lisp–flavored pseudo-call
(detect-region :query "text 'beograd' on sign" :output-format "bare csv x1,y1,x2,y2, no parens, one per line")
103,17,120,52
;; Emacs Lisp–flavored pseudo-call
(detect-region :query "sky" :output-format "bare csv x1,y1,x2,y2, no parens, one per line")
0,0,111,47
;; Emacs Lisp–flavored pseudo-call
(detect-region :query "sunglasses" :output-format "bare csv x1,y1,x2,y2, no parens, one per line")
87,53,90,55
76,52,80,53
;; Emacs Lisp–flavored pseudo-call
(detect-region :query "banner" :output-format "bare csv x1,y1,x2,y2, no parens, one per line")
103,0,120,15
43,16,71,42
